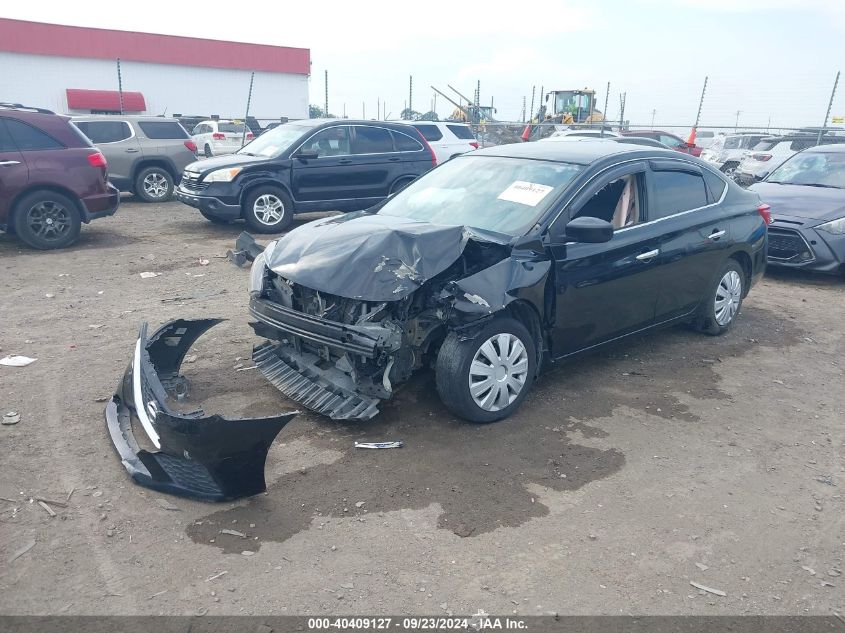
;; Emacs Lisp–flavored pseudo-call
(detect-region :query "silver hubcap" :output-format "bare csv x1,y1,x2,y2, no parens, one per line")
253,194,284,225
143,172,169,198
468,333,529,412
714,270,742,326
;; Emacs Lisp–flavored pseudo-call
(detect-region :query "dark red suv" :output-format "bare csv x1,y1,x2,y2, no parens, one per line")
619,129,702,157
0,103,120,249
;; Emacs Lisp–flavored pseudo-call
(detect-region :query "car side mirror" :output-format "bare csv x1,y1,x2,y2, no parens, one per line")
564,216,614,243
297,148,319,160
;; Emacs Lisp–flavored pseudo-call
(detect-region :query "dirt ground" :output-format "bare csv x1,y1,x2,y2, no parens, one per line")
0,199,843,616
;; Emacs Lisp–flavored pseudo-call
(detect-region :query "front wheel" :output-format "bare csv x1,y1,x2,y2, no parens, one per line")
243,186,294,233
435,316,536,423
13,190,82,250
694,260,745,335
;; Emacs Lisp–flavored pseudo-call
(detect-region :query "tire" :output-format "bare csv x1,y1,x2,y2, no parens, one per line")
389,177,415,196
204,144,213,158
243,186,294,233
720,162,738,178
134,166,174,203
694,259,745,336
199,209,230,224
12,190,82,250
435,316,537,423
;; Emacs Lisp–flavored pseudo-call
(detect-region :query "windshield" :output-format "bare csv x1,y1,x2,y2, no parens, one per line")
238,124,312,158
767,151,845,188
377,155,582,235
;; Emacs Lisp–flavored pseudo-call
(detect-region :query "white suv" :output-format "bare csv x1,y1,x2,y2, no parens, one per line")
400,122,478,164
191,119,254,157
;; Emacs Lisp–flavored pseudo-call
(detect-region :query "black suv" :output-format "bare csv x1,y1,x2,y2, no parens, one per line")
175,119,436,232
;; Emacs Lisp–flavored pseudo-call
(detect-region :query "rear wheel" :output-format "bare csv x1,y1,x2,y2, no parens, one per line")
436,316,536,423
720,161,738,178
134,166,174,202
13,190,81,250
694,260,745,335
243,186,294,233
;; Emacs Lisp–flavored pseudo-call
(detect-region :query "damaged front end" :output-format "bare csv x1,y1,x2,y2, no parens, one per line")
246,215,550,421
105,318,297,501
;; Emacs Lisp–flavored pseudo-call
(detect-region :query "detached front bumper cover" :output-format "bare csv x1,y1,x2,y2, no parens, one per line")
105,318,297,501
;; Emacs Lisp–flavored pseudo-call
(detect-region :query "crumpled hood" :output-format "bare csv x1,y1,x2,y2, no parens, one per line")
264,213,508,301
750,182,845,222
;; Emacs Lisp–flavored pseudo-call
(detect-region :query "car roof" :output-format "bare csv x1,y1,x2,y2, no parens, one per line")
472,139,674,165
72,115,185,123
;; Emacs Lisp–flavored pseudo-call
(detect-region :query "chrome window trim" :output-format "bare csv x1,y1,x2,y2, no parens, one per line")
291,124,427,158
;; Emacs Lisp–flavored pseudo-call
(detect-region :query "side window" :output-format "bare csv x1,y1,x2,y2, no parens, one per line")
790,139,812,152
649,170,708,220
74,121,132,143
138,121,189,139
352,126,393,154
391,130,423,152
413,124,443,142
702,169,727,202
0,119,16,152
659,134,683,148
574,173,643,228
300,127,351,156
4,119,63,151
193,124,207,135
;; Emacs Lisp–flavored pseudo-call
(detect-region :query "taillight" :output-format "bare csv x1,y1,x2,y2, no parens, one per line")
415,130,437,166
212,132,225,140
752,153,772,162
757,203,772,225
246,132,254,140
469,141,479,149
184,140,197,152
87,151,107,168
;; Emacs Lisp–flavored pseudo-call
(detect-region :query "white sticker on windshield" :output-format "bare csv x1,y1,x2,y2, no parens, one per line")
497,181,554,207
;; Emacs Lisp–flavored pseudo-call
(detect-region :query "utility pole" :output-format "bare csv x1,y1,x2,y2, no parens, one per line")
343,103,346,119
694,76,708,128
651,109,656,127
734,110,742,131
408,75,413,119
362,102,365,119
324,70,328,118
116,58,124,115
817,70,840,145
529,85,536,122
522,96,526,123
601,81,610,137
377,97,380,121
619,92,626,128
241,71,255,148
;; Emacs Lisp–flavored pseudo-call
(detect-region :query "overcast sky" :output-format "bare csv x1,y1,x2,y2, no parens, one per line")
3,0,843,128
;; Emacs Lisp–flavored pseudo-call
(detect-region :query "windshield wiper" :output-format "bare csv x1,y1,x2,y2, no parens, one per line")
801,183,842,189
239,152,256,157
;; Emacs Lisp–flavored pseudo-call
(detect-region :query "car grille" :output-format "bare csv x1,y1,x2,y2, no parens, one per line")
180,171,208,192
768,228,814,263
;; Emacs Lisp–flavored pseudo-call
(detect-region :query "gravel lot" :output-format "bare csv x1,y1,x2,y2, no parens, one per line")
1,199,843,616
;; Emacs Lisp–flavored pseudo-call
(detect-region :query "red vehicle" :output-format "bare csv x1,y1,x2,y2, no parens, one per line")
620,129,702,157
0,103,120,249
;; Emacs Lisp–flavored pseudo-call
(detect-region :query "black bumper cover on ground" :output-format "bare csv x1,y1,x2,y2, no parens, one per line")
105,318,297,501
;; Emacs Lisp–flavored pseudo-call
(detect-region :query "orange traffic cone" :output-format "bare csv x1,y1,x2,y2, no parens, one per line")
521,124,532,142
687,126,697,146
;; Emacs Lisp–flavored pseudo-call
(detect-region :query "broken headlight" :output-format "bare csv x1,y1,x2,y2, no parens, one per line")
249,251,268,294
817,216,845,235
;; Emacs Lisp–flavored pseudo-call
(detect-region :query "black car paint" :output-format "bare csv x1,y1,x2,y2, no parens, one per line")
249,142,767,420
174,120,433,220
750,181,845,275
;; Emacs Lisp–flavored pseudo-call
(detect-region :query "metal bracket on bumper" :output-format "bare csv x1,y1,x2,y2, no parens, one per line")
105,318,298,501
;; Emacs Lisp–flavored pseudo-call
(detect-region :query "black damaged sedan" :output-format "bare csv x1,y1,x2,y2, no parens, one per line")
248,141,769,423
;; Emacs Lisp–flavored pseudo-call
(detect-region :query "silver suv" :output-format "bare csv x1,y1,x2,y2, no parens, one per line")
700,132,770,176
73,116,197,202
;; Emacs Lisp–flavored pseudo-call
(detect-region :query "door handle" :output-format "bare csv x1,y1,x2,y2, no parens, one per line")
338,159,352,165
389,157,401,162
636,249,660,262
709,229,726,240
0,160,21,166
125,148,140,153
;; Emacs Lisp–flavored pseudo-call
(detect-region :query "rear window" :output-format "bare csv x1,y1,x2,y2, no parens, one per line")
138,121,189,139
75,120,132,143
649,170,709,219
413,124,443,142
753,140,779,151
391,130,423,152
446,125,475,140
218,123,247,134
3,119,64,151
